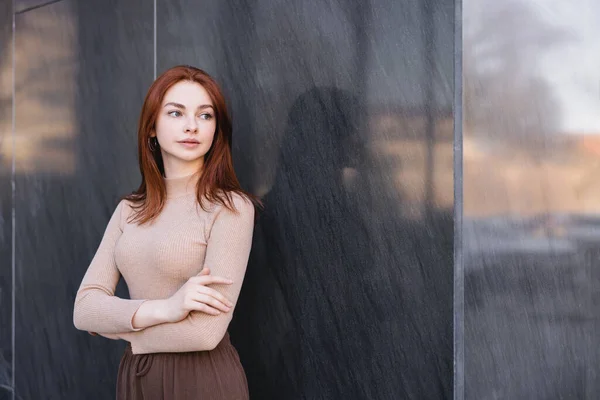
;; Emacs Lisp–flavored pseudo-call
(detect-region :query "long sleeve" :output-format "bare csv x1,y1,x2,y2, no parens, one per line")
121,194,255,354
73,201,147,333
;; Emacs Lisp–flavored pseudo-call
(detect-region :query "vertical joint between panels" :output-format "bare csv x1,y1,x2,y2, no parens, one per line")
453,0,464,399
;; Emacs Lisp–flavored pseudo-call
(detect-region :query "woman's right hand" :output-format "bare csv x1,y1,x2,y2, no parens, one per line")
162,268,234,323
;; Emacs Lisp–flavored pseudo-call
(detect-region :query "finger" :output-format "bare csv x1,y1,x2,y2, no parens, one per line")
191,272,219,281
188,299,222,315
192,293,231,313
197,275,234,285
197,286,234,307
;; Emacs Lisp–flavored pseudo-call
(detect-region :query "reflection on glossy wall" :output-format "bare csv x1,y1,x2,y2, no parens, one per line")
464,0,600,398
9,0,153,398
3,0,453,398
155,0,453,398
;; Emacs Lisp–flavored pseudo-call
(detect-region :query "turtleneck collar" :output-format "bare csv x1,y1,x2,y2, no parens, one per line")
164,172,201,198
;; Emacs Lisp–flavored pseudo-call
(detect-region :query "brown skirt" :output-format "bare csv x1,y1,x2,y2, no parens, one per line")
116,333,249,400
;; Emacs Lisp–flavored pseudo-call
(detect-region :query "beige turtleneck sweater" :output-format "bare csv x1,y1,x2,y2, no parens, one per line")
73,173,255,354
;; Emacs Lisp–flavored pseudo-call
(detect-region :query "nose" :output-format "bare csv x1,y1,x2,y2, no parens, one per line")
184,117,198,134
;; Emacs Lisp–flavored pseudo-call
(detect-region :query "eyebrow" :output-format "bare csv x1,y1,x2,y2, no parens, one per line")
163,102,214,110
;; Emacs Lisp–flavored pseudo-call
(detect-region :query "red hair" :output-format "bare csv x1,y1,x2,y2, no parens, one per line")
124,65,259,224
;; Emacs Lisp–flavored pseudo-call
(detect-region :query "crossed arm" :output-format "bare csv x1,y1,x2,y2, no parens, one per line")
73,196,255,354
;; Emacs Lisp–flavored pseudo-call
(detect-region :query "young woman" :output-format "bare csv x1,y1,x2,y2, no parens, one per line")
73,65,257,399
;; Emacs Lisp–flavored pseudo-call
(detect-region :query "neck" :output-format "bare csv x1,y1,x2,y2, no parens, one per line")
164,171,201,198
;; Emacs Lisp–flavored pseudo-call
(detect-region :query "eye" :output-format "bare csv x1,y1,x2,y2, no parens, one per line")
199,113,213,120
168,110,182,117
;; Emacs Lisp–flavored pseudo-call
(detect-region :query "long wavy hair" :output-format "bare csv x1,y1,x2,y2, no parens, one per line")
124,65,260,224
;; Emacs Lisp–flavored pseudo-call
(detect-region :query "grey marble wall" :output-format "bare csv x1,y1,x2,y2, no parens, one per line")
463,0,600,398
4,0,454,398
155,0,454,398
5,0,600,398
1,2,13,399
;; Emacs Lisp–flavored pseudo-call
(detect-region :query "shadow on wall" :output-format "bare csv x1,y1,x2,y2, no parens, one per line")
230,86,453,400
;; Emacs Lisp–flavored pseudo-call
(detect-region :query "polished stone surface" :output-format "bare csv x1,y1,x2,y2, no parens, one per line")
158,1,454,398
464,0,600,398
13,0,152,398
6,0,600,397
0,1,13,398
6,0,454,397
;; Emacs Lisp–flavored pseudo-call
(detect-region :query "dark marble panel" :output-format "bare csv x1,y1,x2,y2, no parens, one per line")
14,0,152,398
0,2,13,399
464,0,600,398
159,1,454,399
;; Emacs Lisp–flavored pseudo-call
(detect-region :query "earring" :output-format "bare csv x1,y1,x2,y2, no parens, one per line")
148,137,158,151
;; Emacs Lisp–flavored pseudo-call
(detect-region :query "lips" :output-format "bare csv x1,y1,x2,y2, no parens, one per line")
178,139,199,144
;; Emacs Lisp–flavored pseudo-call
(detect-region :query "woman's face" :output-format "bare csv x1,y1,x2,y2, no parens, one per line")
153,80,217,175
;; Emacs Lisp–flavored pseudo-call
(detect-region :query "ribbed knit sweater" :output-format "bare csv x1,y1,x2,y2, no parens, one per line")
73,173,255,354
